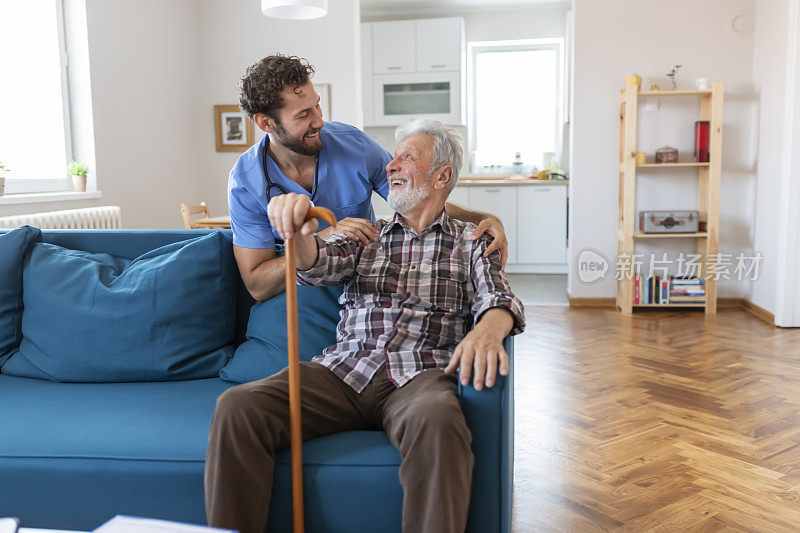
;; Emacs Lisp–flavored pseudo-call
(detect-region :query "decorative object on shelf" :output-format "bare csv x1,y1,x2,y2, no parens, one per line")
635,151,646,165
625,73,642,91
694,121,710,162
67,161,88,192
666,64,682,89
638,210,699,234
261,0,327,20
647,80,660,91
655,146,679,163
214,105,255,153
695,78,709,90
0,162,7,197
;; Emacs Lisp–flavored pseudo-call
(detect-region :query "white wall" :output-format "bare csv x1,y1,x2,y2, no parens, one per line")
1,0,360,229
751,0,790,314
570,0,758,299
1,0,202,228
194,0,362,216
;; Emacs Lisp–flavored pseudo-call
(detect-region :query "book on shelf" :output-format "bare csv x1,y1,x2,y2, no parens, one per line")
633,274,707,304
670,278,706,285
633,274,671,304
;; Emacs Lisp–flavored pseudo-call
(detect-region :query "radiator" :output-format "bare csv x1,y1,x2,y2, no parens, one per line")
0,206,122,229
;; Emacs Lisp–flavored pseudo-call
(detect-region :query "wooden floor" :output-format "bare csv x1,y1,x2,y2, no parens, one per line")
512,306,800,532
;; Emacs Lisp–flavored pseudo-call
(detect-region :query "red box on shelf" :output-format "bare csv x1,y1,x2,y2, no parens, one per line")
695,120,710,162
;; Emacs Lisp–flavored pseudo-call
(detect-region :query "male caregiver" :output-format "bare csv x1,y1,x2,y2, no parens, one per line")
206,118,525,533
228,54,509,301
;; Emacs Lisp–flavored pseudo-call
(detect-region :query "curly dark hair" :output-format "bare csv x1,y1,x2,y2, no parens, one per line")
238,54,315,120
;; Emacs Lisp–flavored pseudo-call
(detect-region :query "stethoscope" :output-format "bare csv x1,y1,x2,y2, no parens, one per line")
261,136,320,203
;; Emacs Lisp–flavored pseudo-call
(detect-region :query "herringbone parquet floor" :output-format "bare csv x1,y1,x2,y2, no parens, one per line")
511,306,800,532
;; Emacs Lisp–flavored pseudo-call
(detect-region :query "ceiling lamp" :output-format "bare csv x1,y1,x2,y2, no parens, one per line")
261,0,327,20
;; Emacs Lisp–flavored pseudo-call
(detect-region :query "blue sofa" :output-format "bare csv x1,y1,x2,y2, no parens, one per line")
0,228,514,532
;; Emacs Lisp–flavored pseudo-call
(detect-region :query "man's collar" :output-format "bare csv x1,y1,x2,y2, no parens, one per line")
380,208,457,238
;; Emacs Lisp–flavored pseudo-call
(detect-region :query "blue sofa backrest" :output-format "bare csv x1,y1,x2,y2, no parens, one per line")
1,228,256,346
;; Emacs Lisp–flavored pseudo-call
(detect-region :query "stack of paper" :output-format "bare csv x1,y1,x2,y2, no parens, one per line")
94,516,236,533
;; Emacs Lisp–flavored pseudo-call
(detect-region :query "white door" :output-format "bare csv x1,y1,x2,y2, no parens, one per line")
516,186,567,264
415,18,463,72
468,186,517,264
372,21,416,74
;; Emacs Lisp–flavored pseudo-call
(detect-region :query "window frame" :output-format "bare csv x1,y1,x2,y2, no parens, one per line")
4,0,73,194
467,38,565,171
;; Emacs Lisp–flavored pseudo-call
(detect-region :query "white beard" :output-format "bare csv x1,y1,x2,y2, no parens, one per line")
387,175,430,214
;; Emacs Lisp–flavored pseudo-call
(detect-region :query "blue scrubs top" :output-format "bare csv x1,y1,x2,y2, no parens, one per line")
227,121,392,249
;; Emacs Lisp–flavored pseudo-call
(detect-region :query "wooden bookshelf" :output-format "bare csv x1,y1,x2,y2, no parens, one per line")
633,303,707,308
616,83,723,314
633,232,709,239
638,89,713,97
637,162,710,168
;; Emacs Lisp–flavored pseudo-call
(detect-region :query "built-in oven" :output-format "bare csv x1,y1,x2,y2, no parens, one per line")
372,71,463,126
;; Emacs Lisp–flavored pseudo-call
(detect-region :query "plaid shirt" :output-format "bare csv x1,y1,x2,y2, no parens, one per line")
297,209,525,393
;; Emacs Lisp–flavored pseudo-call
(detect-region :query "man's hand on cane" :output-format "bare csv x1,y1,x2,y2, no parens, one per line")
267,193,320,270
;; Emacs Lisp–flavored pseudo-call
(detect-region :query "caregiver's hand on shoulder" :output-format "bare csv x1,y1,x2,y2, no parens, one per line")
267,193,318,241
471,216,508,267
318,217,378,244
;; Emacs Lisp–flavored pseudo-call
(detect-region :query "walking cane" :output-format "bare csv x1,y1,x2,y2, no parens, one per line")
284,206,336,533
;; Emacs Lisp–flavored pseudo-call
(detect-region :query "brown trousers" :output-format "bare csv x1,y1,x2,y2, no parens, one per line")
204,362,474,533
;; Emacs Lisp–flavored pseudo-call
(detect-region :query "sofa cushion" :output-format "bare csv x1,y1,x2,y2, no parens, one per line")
219,285,343,383
1,232,237,382
0,374,403,531
0,225,42,367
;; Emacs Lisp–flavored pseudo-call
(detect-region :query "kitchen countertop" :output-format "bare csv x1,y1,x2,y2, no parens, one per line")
457,175,569,186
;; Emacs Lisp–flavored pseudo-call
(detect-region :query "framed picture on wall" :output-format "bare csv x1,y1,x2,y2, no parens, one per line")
214,105,254,152
316,83,331,121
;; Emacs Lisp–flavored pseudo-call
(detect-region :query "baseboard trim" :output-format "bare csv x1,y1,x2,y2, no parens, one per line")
742,299,776,325
569,297,616,308
718,297,744,308
568,296,775,325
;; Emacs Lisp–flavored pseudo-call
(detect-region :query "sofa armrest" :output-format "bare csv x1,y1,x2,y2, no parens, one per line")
458,335,514,533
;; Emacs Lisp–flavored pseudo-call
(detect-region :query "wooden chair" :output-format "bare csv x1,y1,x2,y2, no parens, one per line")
179,202,210,229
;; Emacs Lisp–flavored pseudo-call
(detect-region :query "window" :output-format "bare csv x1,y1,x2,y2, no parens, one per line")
468,39,564,171
0,0,72,194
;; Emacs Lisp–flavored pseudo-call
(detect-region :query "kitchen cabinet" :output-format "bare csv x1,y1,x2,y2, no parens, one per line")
468,186,518,264
447,185,469,207
415,18,463,72
371,182,569,273
372,20,416,74
516,186,567,265
362,17,465,126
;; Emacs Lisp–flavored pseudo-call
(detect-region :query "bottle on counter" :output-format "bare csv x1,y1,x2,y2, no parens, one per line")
512,152,524,175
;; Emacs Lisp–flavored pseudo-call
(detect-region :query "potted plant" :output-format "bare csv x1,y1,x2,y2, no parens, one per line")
0,162,8,197
67,162,89,192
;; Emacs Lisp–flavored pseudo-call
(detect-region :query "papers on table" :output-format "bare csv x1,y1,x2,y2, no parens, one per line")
93,516,236,533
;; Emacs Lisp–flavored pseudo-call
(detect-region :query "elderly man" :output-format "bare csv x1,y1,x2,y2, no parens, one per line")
205,119,525,533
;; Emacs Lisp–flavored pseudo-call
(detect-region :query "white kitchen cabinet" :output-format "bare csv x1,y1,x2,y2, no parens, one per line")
415,18,463,72
468,186,518,264
447,185,469,208
516,186,567,265
372,20,416,74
